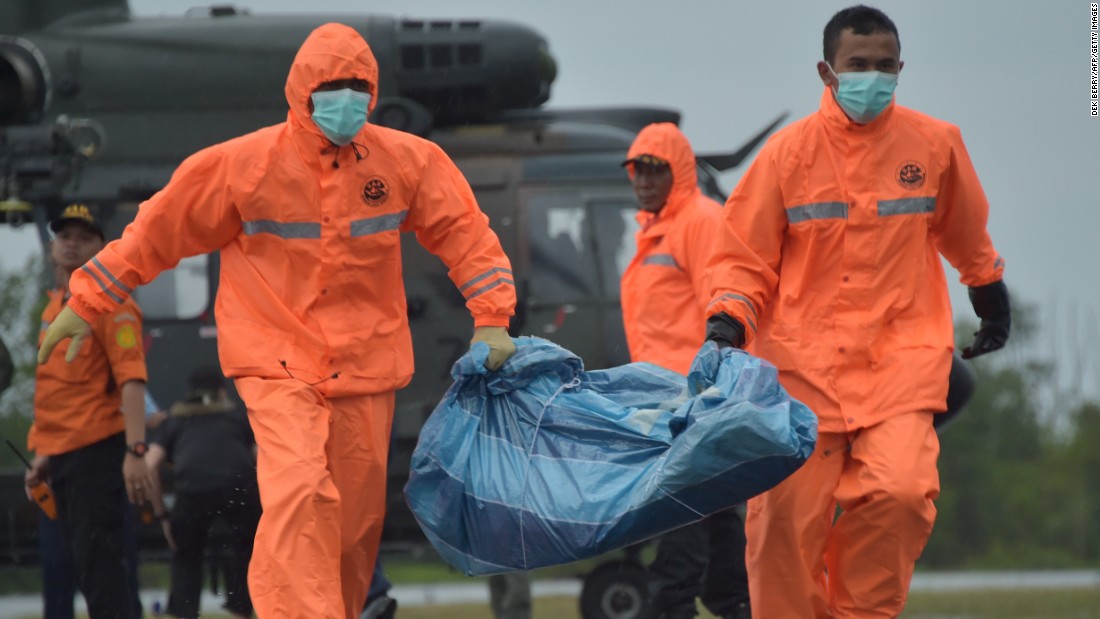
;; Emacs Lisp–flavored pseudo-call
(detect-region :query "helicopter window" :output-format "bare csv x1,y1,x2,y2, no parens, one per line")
401,46,426,70
429,45,453,68
590,201,640,300
526,193,598,302
458,44,482,66
133,254,210,321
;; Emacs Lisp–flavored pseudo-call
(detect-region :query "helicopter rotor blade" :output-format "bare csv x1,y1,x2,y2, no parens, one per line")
697,111,790,172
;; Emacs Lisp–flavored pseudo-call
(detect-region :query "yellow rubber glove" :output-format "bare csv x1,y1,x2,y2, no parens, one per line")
38,305,91,364
470,326,516,371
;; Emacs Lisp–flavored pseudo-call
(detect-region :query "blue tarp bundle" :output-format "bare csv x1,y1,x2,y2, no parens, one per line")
404,337,817,576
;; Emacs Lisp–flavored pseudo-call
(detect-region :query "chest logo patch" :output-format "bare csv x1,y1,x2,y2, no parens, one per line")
896,160,926,189
361,176,389,206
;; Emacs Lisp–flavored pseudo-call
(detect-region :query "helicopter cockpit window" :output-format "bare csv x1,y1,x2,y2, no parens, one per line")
526,193,598,302
590,200,640,300
133,254,210,320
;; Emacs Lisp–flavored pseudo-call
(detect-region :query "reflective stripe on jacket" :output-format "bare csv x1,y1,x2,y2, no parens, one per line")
707,88,1004,432
67,23,515,395
621,123,723,374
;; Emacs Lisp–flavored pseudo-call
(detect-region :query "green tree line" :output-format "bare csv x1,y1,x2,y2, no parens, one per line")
0,255,42,466
924,306,1100,568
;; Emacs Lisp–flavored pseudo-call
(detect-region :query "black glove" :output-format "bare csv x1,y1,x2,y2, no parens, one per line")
961,280,1011,359
705,313,746,349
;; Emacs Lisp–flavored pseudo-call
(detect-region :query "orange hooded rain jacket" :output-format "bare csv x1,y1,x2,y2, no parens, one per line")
707,88,1004,432
621,123,723,375
66,23,515,396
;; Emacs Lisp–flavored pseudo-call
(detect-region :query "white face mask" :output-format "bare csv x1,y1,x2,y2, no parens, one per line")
827,63,898,124
310,88,371,145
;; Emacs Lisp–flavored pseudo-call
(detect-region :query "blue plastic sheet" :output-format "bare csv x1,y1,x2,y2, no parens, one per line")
404,337,817,576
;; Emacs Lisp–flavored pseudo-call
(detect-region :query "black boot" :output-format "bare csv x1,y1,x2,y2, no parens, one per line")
723,600,751,619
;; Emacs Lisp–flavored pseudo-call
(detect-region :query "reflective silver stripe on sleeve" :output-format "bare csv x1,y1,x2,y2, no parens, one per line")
81,264,124,304
460,267,514,294
741,314,757,333
786,202,848,223
994,256,1005,270
350,210,408,237
877,197,937,216
91,257,133,295
708,293,758,331
242,220,321,239
709,293,759,322
642,253,680,268
466,277,515,301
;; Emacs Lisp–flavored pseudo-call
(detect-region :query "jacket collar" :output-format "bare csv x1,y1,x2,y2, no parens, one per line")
819,86,896,137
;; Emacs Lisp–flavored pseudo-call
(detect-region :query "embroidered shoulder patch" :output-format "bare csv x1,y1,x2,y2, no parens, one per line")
116,324,137,349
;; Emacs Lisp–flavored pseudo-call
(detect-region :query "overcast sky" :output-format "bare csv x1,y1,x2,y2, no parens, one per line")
2,0,1097,398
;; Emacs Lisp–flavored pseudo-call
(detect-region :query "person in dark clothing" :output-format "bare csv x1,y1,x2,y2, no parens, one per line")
645,509,749,619
146,366,261,619
620,126,751,619
489,572,532,619
36,504,145,619
26,205,152,619
361,560,397,619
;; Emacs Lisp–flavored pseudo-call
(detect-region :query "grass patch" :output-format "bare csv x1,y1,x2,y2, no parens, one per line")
356,589,1100,619
902,588,1100,618
8,557,1099,619
0,565,42,595
283,589,1100,619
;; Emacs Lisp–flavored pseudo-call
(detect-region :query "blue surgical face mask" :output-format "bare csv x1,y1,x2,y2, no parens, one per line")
310,88,371,145
827,63,897,124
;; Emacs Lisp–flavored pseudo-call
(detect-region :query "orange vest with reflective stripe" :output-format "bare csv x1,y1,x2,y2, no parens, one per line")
707,89,1004,432
67,24,515,396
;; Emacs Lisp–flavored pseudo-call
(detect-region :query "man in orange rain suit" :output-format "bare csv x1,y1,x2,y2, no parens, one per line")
26,204,151,619
702,6,1011,618
620,123,750,619
38,23,517,619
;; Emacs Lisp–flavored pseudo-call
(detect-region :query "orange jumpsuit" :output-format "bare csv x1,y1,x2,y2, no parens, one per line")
66,23,515,619
620,122,723,374
707,88,1004,618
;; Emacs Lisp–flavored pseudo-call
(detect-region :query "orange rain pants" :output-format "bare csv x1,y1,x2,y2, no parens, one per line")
745,412,940,618
236,377,394,619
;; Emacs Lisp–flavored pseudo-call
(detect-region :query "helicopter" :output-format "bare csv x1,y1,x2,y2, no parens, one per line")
0,0,789,570
1,5,986,619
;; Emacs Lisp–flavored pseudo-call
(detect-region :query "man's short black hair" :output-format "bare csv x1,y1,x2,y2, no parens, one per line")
823,5,900,65
188,365,225,393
